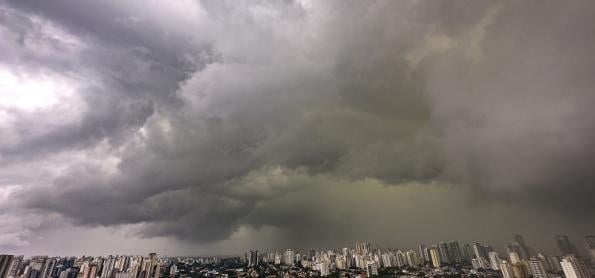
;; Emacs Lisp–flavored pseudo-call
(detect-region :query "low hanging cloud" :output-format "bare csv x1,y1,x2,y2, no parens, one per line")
1,0,595,253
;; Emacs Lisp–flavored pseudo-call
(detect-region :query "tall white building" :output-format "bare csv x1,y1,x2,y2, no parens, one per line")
246,251,258,267
430,248,441,268
395,251,407,268
335,256,347,270
509,252,522,265
101,256,116,278
406,250,418,266
560,255,589,278
472,243,487,260
284,249,296,265
381,253,395,268
499,260,514,278
488,252,500,270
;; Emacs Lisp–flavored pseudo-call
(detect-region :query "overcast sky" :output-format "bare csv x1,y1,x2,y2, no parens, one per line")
1,0,595,257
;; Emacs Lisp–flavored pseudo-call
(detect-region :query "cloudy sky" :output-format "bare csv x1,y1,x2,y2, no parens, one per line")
1,0,595,256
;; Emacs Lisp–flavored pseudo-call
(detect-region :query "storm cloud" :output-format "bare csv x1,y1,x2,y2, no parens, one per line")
1,0,595,255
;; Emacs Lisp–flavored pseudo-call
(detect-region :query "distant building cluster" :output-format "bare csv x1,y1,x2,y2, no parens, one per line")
242,234,595,277
1,234,595,277
0,253,162,278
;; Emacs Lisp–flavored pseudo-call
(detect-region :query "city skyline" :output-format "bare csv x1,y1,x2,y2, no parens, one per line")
1,234,595,277
2,234,595,259
2,0,595,259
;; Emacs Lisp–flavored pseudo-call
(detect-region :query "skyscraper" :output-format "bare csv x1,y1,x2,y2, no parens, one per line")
448,241,463,264
437,242,451,264
422,247,432,264
284,249,296,265
536,253,553,272
101,256,115,278
528,257,549,278
546,255,562,273
405,250,418,266
88,264,98,278
584,236,595,262
0,255,13,278
471,258,488,270
508,243,527,262
512,263,529,278
514,234,531,259
246,251,258,267
499,260,514,278
560,255,589,278
30,256,48,278
472,243,488,260
395,251,407,268
41,258,56,278
309,249,317,260
418,244,426,263
5,256,22,278
555,235,577,256
145,253,159,278
509,251,522,265
462,244,473,263
430,247,441,268
488,252,500,270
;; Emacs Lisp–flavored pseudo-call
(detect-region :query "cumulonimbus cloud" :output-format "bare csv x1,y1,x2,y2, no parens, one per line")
1,0,595,251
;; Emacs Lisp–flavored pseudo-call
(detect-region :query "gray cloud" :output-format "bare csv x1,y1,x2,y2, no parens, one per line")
1,0,595,254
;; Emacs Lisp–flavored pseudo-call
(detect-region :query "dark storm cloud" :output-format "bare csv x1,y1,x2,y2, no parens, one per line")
425,1,595,214
0,0,211,160
1,0,595,251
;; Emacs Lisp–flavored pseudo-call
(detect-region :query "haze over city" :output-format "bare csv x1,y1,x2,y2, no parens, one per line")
1,0,595,263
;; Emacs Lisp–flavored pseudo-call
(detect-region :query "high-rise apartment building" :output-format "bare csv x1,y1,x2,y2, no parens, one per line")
508,243,528,261
472,243,488,260
499,260,514,278
429,247,441,268
0,255,14,278
40,258,56,278
462,244,473,263
6,256,23,278
283,249,295,265
584,236,595,262
528,257,548,278
514,235,531,259
555,235,577,256
560,255,589,278
437,242,451,264
509,251,522,265
488,252,500,270
512,263,528,278
246,251,258,267
448,241,463,264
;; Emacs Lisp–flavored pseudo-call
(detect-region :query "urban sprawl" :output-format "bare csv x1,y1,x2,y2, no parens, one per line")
1,234,594,278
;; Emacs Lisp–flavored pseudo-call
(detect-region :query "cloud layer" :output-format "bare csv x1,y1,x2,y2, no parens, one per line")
1,0,595,254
